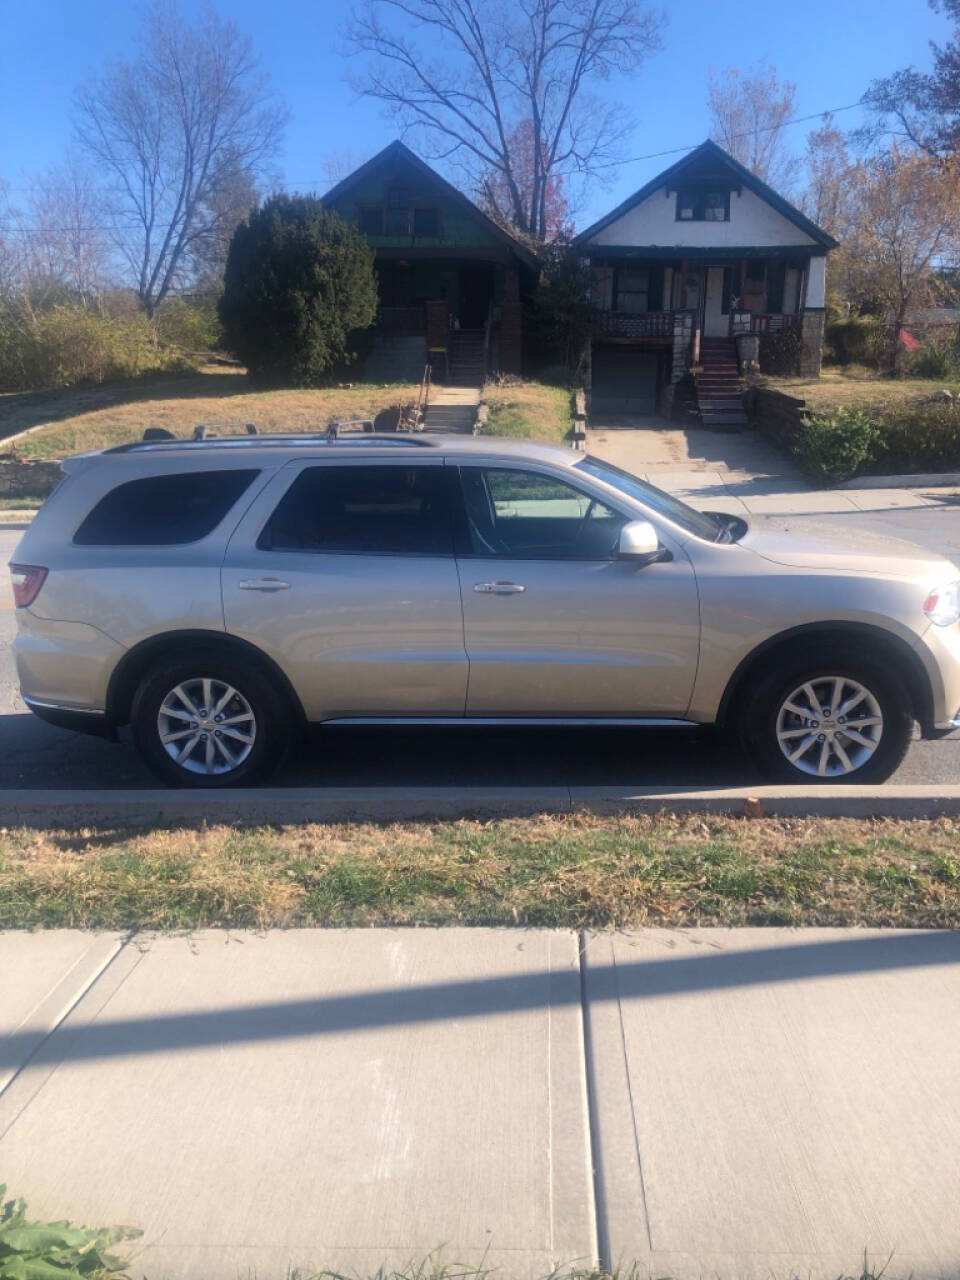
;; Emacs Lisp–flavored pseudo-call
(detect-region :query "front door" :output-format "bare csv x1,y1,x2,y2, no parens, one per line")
703,265,728,338
455,465,700,716
222,460,468,720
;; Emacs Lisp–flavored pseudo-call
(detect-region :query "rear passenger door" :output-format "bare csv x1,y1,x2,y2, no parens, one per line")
222,460,468,720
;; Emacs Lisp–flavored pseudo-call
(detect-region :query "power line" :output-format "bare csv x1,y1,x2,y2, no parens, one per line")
0,99,866,232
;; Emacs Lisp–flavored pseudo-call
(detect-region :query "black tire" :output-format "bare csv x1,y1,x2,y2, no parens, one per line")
739,648,913,785
131,650,290,788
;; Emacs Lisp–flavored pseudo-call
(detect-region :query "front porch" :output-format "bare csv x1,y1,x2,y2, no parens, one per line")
365,251,528,385
586,253,826,418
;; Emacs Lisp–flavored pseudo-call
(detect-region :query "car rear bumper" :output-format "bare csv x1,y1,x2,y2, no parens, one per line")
23,697,118,740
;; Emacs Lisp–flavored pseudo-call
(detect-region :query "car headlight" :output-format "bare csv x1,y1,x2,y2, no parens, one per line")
924,581,960,626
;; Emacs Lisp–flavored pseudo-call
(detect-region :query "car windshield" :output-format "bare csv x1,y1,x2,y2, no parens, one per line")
575,455,724,541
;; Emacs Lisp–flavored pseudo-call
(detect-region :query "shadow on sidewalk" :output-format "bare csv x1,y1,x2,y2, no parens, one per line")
2,931,957,1073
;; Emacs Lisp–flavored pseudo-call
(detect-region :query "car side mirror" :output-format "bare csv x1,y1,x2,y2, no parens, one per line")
618,519,667,566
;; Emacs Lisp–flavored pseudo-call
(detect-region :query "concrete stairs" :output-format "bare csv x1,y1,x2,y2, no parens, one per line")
448,329,486,387
363,334,427,384
423,386,480,434
696,337,748,430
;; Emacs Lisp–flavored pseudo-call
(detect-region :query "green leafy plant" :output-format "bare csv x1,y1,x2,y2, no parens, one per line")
218,195,378,387
799,406,881,482
824,315,887,368
903,336,960,380
0,1184,141,1278
758,327,802,375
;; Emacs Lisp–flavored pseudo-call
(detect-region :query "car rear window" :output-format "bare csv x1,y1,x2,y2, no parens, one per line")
73,469,259,545
259,464,454,555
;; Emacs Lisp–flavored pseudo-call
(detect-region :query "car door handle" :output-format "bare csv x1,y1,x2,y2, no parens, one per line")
237,577,291,592
473,581,526,594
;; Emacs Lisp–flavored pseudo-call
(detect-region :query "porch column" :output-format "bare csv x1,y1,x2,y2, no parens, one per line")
798,255,827,377
500,263,523,375
425,300,449,380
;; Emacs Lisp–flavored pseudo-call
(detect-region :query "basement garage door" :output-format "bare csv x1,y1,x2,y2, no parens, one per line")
590,348,660,416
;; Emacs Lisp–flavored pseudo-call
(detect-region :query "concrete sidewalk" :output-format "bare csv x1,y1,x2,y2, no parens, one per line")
2,927,959,1279
588,423,960,519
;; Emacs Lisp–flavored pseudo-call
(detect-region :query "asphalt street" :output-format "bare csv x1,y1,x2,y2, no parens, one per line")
2,510,960,791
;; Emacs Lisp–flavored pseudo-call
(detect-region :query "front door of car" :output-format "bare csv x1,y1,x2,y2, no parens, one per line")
455,465,700,716
222,459,468,720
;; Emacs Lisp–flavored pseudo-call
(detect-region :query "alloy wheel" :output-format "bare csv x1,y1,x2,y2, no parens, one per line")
775,676,883,778
157,677,257,776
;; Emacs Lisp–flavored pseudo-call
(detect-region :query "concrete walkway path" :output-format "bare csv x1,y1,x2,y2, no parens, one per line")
2,927,959,1279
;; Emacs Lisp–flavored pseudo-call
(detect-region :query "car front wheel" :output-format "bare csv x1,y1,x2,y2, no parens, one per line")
131,653,288,787
740,655,913,784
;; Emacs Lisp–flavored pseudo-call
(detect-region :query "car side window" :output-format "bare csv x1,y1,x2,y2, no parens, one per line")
459,467,627,560
259,464,455,555
73,469,260,546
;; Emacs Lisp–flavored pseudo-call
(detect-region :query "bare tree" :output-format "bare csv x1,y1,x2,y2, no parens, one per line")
21,155,111,298
801,117,853,239
321,148,367,185
74,1,286,316
344,0,664,240
708,62,800,192
478,120,573,240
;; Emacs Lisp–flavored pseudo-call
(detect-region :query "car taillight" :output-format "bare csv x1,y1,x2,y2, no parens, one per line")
9,564,48,608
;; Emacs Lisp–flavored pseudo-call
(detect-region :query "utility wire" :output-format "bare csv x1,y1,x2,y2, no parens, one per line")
0,99,865,233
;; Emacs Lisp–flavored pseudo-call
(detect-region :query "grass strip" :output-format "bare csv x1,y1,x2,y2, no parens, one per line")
1,813,958,931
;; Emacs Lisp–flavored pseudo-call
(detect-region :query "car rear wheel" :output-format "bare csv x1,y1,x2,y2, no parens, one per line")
131,653,288,787
740,653,913,784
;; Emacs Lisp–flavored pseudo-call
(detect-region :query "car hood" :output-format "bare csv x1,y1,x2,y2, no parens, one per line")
738,515,956,580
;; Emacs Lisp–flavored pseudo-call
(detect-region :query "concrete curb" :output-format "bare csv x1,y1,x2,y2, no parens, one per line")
3,784,960,825
839,471,960,489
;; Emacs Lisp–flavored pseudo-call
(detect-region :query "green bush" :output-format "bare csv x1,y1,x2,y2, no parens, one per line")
903,336,960,380
218,195,378,386
153,296,223,353
825,316,886,367
0,299,197,392
0,1183,140,1277
794,399,960,481
799,407,881,482
758,328,802,375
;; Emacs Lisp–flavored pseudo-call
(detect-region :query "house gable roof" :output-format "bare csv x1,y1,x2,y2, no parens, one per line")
574,139,838,251
322,140,539,268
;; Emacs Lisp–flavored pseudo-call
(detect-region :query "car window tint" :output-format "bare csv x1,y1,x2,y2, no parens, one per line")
73,469,259,546
460,467,627,560
260,465,454,555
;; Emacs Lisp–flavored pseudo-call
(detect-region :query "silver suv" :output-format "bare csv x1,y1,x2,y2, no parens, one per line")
10,432,960,787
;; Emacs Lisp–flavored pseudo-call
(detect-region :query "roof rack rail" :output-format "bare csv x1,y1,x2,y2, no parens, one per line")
192,422,258,440
103,432,438,455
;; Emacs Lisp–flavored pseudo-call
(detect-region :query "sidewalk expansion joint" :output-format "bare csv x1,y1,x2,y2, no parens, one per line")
577,930,610,1273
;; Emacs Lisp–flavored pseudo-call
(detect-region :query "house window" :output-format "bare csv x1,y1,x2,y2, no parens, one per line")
676,187,729,222
385,186,410,234
616,266,649,313
413,207,439,235
358,206,383,235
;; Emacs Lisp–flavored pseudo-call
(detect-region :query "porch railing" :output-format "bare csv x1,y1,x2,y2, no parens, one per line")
731,311,802,337
377,306,426,334
592,309,675,339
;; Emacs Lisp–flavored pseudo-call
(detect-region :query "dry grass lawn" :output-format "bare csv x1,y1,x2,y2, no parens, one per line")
482,379,571,443
761,366,960,413
1,366,422,461
2,812,958,931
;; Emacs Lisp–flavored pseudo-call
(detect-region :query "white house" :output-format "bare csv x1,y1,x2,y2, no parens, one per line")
574,140,837,421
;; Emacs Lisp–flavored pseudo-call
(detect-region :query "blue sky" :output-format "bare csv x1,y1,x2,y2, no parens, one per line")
0,0,952,227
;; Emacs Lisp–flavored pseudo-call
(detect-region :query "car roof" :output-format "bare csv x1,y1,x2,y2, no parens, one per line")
63,433,582,472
